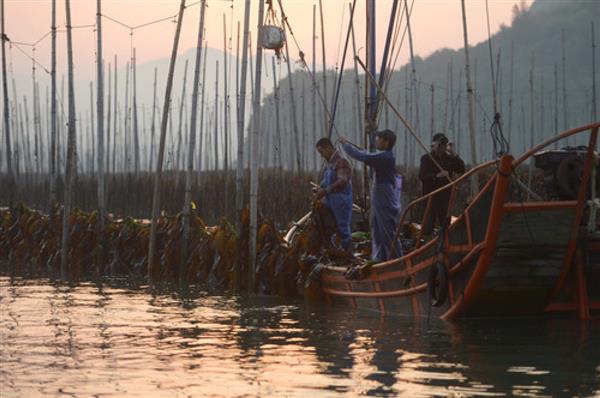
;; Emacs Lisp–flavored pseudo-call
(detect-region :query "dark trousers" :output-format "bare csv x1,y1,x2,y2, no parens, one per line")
423,191,450,235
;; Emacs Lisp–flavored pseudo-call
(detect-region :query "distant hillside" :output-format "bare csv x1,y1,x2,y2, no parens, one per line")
259,0,599,170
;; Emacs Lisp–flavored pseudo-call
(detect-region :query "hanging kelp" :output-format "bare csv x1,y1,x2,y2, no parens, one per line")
260,0,285,58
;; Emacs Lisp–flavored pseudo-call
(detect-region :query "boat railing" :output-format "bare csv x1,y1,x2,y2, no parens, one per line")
397,121,600,251
396,159,497,251
512,122,599,167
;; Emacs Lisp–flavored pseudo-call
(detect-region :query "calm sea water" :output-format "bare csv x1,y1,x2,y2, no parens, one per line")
1,276,599,397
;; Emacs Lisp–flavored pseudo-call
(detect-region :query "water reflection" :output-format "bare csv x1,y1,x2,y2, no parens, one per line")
1,276,598,397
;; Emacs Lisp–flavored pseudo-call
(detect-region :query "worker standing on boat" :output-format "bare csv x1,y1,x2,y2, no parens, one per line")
419,133,465,234
315,138,354,251
340,130,402,261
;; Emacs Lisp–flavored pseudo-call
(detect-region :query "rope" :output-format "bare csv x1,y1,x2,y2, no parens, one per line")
275,0,341,138
356,56,450,180
485,0,498,116
327,0,358,139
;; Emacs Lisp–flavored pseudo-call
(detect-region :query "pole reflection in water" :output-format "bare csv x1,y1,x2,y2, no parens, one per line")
0,276,598,397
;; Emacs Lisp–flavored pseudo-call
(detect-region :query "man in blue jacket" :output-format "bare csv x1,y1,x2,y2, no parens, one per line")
340,130,402,261
315,138,353,251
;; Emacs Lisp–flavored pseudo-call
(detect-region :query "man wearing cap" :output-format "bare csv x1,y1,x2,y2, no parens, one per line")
340,130,403,261
419,133,465,234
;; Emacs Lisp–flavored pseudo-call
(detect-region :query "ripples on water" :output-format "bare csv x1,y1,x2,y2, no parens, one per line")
1,276,599,397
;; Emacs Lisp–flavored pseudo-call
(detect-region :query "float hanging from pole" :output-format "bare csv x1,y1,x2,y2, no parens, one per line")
260,0,286,58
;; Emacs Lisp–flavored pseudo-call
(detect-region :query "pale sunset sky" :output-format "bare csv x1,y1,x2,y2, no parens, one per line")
4,0,533,80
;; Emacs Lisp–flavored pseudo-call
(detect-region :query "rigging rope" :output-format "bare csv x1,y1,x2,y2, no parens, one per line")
326,0,358,139
275,0,341,138
484,0,509,156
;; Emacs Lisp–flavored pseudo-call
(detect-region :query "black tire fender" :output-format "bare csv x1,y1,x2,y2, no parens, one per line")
428,260,449,307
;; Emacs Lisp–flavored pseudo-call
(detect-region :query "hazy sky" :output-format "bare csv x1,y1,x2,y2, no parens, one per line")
4,0,533,80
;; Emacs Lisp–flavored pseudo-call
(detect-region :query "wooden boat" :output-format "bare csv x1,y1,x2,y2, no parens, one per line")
303,122,599,319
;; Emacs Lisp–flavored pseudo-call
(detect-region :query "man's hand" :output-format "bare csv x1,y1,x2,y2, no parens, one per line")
315,187,327,199
338,136,348,144
436,170,450,179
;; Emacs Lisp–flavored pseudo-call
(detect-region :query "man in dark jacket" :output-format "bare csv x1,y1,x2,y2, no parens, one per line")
419,133,465,234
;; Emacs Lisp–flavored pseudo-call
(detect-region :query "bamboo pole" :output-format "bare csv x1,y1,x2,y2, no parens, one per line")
32,52,41,179
460,0,478,194
198,41,207,176
223,13,229,173
443,61,450,133
592,22,597,121
2,0,15,207
59,75,64,173
45,86,49,174
176,59,189,172
30,51,36,178
48,0,57,206
553,63,558,148
112,55,118,173
456,71,462,152
318,0,328,131
149,67,157,171
403,67,409,167
508,42,514,147
350,0,363,144
249,32,254,105
141,105,146,170
236,20,240,126
301,77,306,170
89,82,95,175
61,0,78,279
449,59,454,140
283,41,302,171
106,62,111,175
404,0,417,166
181,0,206,285
148,0,187,280
96,0,105,274
16,102,23,177
249,0,265,293
430,83,434,135
23,98,31,175
272,57,281,169
527,53,534,198
561,29,568,132
540,75,545,147
312,4,317,170
214,60,219,170
234,0,251,291
123,61,130,172
132,48,139,175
